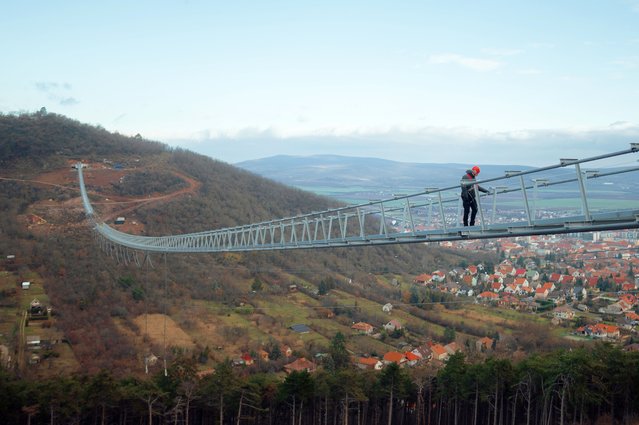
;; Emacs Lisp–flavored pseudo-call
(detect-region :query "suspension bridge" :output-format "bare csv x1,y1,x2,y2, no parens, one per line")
78,144,639,254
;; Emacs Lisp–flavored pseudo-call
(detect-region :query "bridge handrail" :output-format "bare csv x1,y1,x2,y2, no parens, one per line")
76,143,639,252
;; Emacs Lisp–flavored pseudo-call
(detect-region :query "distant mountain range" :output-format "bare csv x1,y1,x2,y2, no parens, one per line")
236,154,637,205
236,154,533,198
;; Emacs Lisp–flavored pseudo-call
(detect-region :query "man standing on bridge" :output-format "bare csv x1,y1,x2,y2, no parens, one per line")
461,165,490,226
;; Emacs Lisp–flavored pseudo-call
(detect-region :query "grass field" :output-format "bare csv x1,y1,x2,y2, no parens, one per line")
0,268,81,378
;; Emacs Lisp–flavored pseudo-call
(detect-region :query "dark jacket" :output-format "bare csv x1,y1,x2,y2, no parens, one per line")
461,170,489,201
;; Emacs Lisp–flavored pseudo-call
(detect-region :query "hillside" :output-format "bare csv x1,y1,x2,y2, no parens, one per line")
235,154,533,192
235,154,639,207
0,112,494,376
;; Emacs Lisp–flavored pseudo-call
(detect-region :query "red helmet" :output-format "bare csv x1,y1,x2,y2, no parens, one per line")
472,165,480,175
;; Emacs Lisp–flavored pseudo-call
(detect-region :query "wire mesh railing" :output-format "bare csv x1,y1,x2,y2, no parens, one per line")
77,143,639,253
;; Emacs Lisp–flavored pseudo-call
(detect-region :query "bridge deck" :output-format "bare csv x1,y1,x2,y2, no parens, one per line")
78,144,639,253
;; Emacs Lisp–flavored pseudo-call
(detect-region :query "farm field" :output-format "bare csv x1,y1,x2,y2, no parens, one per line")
0,268,80,378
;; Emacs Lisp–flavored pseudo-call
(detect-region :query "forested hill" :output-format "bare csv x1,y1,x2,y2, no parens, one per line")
0,112,485,375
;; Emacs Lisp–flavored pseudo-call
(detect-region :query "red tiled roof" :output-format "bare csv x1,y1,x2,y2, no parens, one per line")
404,352,420,361
284,357,316,373
383,351,405,364
358,357,381,367
352,322,373,332
431,344,448,357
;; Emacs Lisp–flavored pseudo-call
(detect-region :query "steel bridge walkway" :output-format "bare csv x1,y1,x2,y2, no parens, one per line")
78,144,639,254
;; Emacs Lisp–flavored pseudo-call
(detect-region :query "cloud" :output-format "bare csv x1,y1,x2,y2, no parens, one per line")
611,56,639,69
166,122,639,167
517,68,543,75
528,42,555,49
623,0,639,12
35,81,72,92
34,81,78,106
480,48,523,56
59,97,79,106
428,53,502,71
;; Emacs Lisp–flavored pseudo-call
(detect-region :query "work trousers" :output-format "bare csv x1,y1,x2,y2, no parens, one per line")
463,197,478,226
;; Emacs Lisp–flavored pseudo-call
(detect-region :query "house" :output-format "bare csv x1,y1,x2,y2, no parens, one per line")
619,294,637,306
290,324,311,333
384,320,403,332
586,277,599,288
461,275,475,287
404,351,422,367
625,312,639,324
504,284,520,295
240,353,254,365
573,286,587,300
476,336,494,351
431,344,449,361
478,291,499,301
444,342,460,355
578,324,621,339
281,345,293,358
499,294,521,308
591,323,620,339
26,335,41,349
535,287,549,300
449,267,465,278
356,357,383,370
383,351,406,365
549,273,563,284
431,271,446,282
382,303,393,314
284,357,316,374
411,345,432,361
491,282,504,292
29,299,46,317
547,291,566,305
258,349,269,361
526,270,540,282
489,274,504,284
599,303,624,315
553,305,575,320
351,322,374,335
414,274,432,285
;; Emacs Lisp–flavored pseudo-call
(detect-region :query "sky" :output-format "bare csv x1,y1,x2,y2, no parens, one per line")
2,1,639,166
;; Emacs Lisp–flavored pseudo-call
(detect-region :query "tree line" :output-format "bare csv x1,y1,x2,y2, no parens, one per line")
2,343,638,425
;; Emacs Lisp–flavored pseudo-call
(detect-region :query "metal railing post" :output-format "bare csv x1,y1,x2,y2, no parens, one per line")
473,185,486,230
425,188,438,228
520,175,532,226
574,163,592,221
437,191,447,232
532,179,548,221
379,202,389,237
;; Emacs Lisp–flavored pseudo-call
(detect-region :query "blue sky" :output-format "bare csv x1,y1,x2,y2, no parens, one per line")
2,1,638,166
